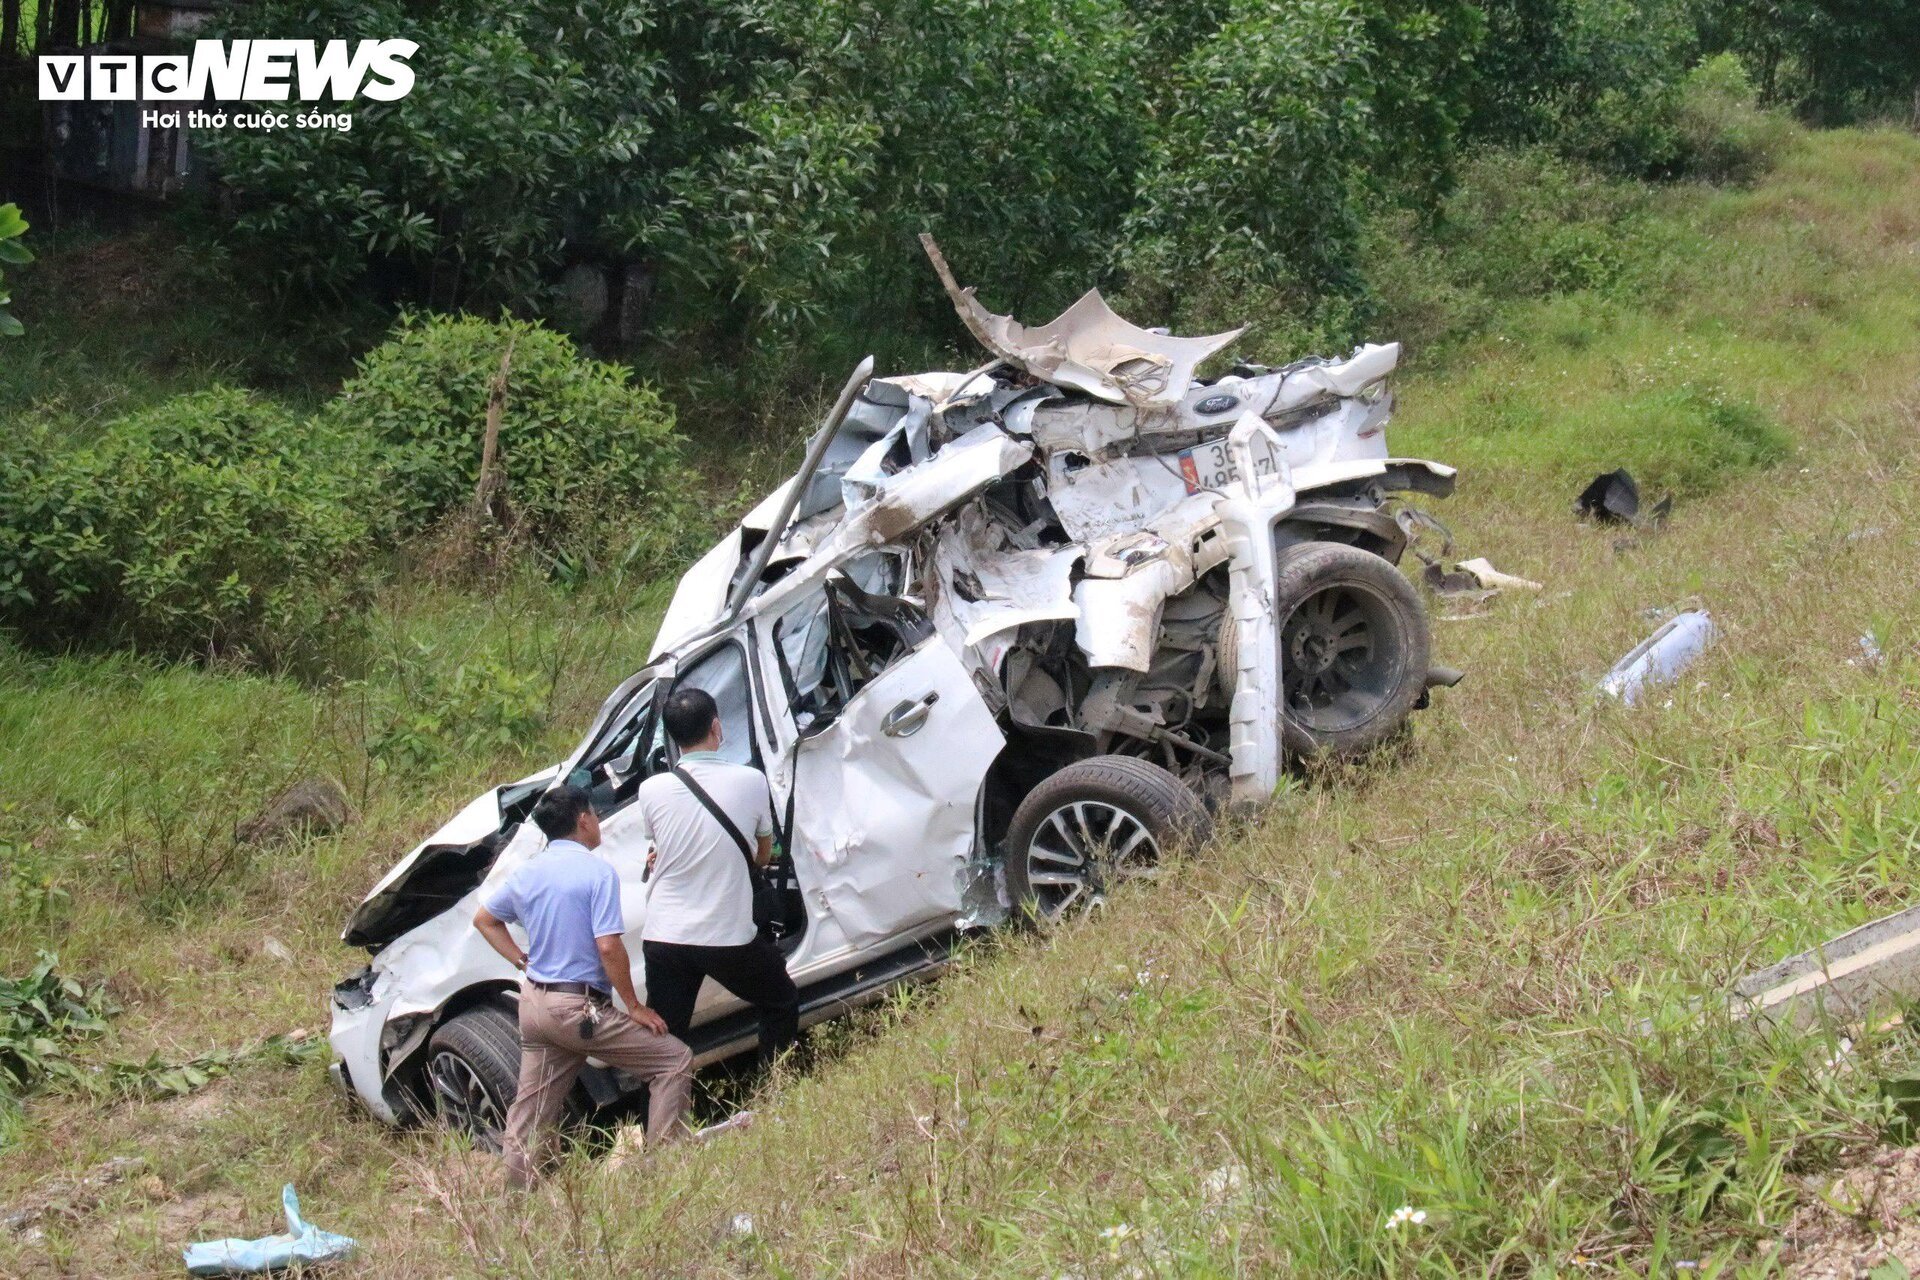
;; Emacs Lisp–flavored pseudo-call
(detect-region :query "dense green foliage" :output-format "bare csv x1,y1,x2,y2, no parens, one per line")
197,0,1896,401
328,314,683,543
0,202,28,337
0,390,384,662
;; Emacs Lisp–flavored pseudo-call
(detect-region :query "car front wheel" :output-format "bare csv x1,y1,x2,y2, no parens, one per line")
425,1005,520,1150
1003,756,1211,925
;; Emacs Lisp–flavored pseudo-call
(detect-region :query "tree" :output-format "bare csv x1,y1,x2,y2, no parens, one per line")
207,0,871,327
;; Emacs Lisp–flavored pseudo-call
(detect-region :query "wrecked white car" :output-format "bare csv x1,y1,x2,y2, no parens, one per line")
330,247,1459,1138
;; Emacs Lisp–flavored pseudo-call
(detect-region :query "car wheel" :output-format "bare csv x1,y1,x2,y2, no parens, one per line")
1273,540,1430,760
426,1005,520,1150
1004,756,1211,925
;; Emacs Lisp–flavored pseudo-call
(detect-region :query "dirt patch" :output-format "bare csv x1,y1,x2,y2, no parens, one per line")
1783,1145,1920,1278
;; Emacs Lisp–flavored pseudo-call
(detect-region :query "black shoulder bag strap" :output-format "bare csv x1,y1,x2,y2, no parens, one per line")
671,765,779,932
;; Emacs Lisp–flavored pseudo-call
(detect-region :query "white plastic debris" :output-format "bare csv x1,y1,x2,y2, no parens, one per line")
1598,611,1717,706
1455,557,1543,592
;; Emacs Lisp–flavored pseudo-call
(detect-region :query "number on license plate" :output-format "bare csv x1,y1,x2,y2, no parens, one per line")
1178,436,1279,494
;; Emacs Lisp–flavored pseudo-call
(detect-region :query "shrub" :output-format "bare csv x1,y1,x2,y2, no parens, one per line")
365,644,548,773
1671,54,1793,183
0,954,113,1104
327,314,683,548
1432,148,1649,298
0,389,384,663
1626,383,1790,495
1362,147,1656,355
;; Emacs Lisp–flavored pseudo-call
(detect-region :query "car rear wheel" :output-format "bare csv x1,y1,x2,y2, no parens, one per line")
426,1005,520,1150
1273,541,1430,760
1004,756,1211,925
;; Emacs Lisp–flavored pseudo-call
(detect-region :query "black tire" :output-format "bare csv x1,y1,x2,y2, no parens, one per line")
426,1004,521,1150
1273,540,1431,760
1004,756,1211,924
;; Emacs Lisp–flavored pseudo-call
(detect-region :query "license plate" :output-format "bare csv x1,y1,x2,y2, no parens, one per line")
1178,434,1279,494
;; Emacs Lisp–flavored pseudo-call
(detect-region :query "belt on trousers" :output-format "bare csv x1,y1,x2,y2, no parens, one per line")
527,979,609,1000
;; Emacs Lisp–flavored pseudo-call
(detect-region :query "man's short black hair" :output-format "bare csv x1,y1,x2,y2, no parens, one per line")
531,783,594,840
663,688,720,749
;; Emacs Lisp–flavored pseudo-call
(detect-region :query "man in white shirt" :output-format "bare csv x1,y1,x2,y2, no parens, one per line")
636,688,801,1062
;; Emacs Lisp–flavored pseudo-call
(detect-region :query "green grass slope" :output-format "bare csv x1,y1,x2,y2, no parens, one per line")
3,126,1920,1277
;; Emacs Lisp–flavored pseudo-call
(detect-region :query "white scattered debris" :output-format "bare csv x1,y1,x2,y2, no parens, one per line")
262,937,295,964
1854,633,1884,668
1098,1222,1137,1243
1821,1036,1855,1074
726,1213,755,1239
1598,611,1717,706
604,1125,648,1172
1455,557,1543,592
1201,1163,1248,1209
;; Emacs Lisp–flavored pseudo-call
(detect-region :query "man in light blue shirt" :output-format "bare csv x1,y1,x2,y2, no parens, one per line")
473,783,694,1187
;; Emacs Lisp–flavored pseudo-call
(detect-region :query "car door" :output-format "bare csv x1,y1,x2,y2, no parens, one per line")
774,577,1004,951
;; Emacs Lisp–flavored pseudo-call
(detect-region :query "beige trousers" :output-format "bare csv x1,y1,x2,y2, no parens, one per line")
503,982,695,1186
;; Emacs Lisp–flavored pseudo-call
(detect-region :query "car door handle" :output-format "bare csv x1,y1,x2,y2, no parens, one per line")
881,692,939,737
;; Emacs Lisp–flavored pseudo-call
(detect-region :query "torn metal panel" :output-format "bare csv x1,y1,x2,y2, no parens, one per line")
1270,342,1401,410
828,423,1035,554
1209,415,1299,803
921,234,1243,409
1733,904,1920,1031
931,505,1083,650
1045,452,1192,543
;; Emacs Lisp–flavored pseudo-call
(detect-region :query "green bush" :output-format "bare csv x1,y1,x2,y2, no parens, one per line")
1671,54,1793,182
328,314,683,547
1626,382,1791,495
0,389,383,662
1363,147,1655,354
0,953,113,1105
365,643,548,773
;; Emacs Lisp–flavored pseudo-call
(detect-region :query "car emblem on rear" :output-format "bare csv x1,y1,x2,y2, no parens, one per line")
1195,394,1239,415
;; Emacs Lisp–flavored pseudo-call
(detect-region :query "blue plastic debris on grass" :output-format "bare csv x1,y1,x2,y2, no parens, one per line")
182,1184,356,1276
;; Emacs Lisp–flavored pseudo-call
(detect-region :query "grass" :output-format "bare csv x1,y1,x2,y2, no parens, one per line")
2,125,1920,1275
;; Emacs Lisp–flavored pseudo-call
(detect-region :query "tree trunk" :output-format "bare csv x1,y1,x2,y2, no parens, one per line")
2,0,21,60
472,339,515,524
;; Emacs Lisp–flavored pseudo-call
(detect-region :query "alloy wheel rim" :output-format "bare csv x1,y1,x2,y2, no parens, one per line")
1024,801,1160,922
429,1051,505,1137
1280,581,1401,731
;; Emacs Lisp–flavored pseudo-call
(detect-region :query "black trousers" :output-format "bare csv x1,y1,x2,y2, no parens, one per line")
642,936,801,1063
